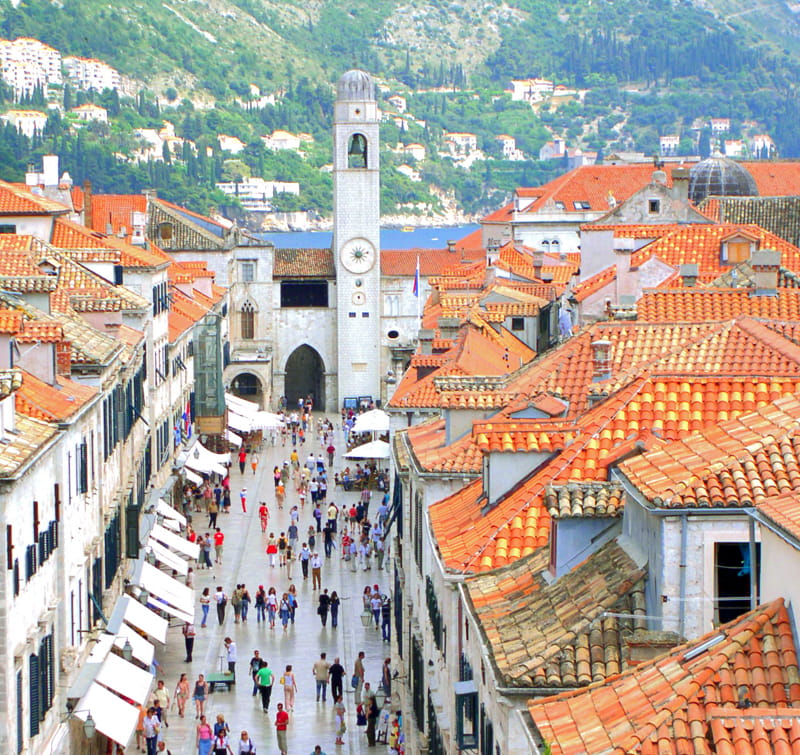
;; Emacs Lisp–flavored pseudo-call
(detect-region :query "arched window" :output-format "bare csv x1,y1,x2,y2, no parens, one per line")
348,133,368,169
240,300,255,340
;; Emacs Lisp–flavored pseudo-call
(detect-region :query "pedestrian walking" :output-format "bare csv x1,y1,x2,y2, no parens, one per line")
255,585,267,623
330,590,340,628
311,552,322,590
196,714,213,755
174,673,190,718
238,448,247,474
250,650,262,696
232,584,244,624
214,528,225,564
381,657,392,698
266,533,278,567
326,443,335,466
215,586,227,625
354,651,365,704
199,588,210,628
334,695,347,745
193,675,209,718
371,591,382,630
212,730,233,755
237,731,256,754
239,487,247,514
278,532,288,566
183,621,196,661
255,660,274,711
241,584,251,622
259,502,269,533
299,543,310,580
250,452,259,475
279,592,291,631
329,657,345,702
143,706,160,755
274,703,289,755
282,664,298,711
381,597,391,642
266,587,278,628
317,588,330,627
208,498,219,529
313,652,331,702
202,534,213,569
366,694,379,746
288,584,298,623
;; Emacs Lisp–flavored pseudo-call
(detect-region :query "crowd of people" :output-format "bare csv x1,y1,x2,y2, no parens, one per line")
134,399,404,755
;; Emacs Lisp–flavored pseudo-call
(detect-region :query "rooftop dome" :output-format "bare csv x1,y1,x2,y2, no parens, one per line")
688,153,758,204
337,69,375,102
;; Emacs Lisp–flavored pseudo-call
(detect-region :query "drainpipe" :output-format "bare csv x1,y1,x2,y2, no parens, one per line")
679,512,688,638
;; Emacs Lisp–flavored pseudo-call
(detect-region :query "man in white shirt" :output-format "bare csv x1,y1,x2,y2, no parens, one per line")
143,707,160,755
311,552,323,590
225,636,238,676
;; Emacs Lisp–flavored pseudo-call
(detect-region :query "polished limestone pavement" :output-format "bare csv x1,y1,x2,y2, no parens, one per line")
152,419,393,755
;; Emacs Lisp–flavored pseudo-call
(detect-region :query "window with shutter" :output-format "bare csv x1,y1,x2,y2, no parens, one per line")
28,654,39,737
16,669,23,753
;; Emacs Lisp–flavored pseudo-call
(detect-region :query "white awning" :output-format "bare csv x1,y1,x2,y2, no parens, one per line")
352,408,390,433
156,498,186,526
225,429,242,447
227,411,252,433
181,439,230,476
111,630,154,667
132,560,193,615
250,411,285,429
344,439,391,459
184,468,203,485
75,682,140,749
107,595,168,644
160,516,180,532
225,392,260,416
145,537,189,574
95,652,154,705
150,523,200,559
185,457,227,477
145,594,194,624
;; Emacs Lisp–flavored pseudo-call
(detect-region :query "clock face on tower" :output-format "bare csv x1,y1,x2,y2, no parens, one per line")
340,238,376,274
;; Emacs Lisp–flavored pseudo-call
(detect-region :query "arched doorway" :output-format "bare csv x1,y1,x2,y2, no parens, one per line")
230,372,263,406
284,346,325,408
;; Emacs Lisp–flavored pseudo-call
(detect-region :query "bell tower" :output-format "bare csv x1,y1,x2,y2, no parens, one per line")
333,69,381,409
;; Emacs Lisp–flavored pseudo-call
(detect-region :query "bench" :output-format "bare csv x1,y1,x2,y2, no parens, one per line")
207,671,235,692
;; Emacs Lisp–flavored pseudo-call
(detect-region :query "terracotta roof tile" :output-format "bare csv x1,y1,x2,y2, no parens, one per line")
401,419,484,474
466,539,646,688
380,248,478,276
544,482,625,519
572,265,617,302
87,193,147,235
528,599,800,755
273,247,335,277
0,180,69,215
638,288,800,322
16,370,96,422
0,412,58,478
757,490,800,542
699,195,800,247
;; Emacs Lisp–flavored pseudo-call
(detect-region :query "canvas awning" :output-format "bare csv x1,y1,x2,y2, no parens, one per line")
87,631,154,667
227,411,252,434
181,438,230,476
156,499,186,526
250,411,284,429
74,682,140,749
225,392,260,416
183,468,203,485
145,537,189,575
159,516,180,532
106,595,168,644
131,560,193,615
225,429,242,446
344,439,391,459
149,523,200,560
95,652,154,705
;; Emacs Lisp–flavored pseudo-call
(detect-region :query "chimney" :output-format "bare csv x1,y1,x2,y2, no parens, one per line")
486,243,499,266
55,341,72,378
679,263,698,287
591,339,612,382
437,317,460,340
42,155,59,188
83,180,93,230
750,249,781,296
447,239,456,253
651,168,667,186
533,250,544,279
671,167,690,202
417,328,435,355
613,237,637,300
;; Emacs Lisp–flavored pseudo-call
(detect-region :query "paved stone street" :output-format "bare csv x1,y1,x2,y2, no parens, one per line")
151,417,394,755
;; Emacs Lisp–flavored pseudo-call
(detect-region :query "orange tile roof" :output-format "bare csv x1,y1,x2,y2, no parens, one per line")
571,265,616,302
0,180,69,215
528,599,800,755
430,318,800,572
746,161,800,195
380,248,479,276
87,193,147,235
15,319,63,343
630,224,800,279
618,392,800,508
638,287,800,322
402,419,484,474
16,370,97,422
0,309,22,333
466,539,645,688
273,248,335,277
544,482,624,518
757,490,800,542
51,217,111,249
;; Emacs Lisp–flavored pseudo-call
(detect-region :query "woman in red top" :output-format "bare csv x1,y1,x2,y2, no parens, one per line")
258,502,269,533
238,449,247,474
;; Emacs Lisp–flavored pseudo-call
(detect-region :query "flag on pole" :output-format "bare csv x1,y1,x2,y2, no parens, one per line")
182,400,192,441
413,256,420,297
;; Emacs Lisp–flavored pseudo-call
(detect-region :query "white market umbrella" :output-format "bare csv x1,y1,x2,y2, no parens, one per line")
344,439,391,460
250,411,285,430
352,409,390,434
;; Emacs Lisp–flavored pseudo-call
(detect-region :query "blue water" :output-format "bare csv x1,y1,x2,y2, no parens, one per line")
259,224,479,249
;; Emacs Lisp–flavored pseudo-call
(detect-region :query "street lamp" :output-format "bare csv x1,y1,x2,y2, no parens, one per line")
138,588,150,605
360,608,372,628
82,712,97,739
120,638,133,662
375,687,387,708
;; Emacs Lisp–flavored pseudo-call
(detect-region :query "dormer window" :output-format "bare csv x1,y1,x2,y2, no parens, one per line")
554,201,566,210
722,235,756,264
158,222,173,241
573,200,591,210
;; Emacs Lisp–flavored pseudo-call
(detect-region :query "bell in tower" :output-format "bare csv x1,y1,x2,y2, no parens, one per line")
347,133,367,169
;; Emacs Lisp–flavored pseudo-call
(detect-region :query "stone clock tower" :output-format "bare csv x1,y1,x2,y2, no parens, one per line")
333,69,381,408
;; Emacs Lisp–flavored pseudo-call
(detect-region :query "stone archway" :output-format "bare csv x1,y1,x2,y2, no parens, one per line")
284,345,325,409
230,372,264,407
